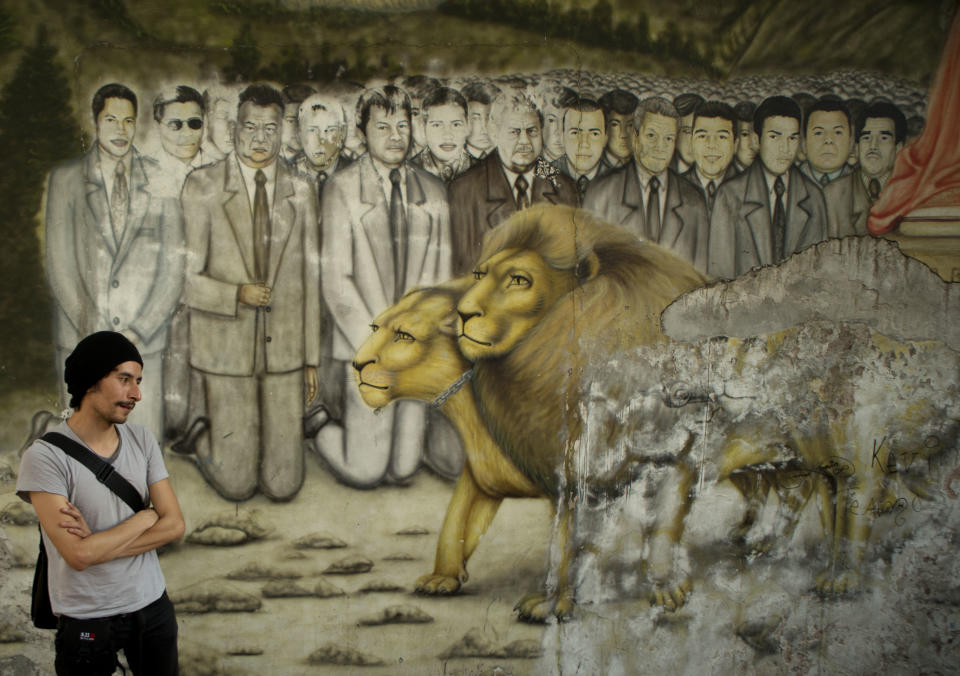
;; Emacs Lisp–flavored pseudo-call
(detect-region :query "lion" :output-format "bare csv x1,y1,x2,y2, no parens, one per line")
456,205,707,618
352,279,544,599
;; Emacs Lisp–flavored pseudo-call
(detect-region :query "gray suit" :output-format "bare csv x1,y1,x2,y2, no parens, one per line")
824,168,874,238
707,162,828,280
45,147,184,442
582,162,710,272
319,154,452,487
182,154,321,500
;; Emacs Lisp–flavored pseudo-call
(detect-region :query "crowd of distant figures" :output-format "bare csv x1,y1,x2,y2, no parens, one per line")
43,69,925,496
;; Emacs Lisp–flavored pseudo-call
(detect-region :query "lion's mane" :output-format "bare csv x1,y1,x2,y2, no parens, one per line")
471,205,707,496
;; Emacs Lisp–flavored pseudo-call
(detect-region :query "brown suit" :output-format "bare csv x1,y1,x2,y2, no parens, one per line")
449,152,578,275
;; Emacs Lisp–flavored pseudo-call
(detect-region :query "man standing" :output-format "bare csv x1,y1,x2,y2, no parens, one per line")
280,84,316,166
181,83,320,501
672,92,704,174
583,96,709,272
682,101,738,215
554,97,612,202
295,92,354,197
461,80,501,160
799,97,854,187
598,88,639,169
825,100,906,238
45,83,184,446
708,96,828,280
411,86,478,183
732,100,758,173
536,83,576,164
449,91,578,276
17,331,184,675
319,85,451,487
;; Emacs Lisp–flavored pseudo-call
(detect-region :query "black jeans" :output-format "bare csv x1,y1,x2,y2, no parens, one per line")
54,590,178,676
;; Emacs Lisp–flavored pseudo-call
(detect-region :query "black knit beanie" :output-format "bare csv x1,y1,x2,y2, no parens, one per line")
64,331,143,408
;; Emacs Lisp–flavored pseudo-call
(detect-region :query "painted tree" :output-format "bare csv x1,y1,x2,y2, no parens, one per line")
0,27,83,394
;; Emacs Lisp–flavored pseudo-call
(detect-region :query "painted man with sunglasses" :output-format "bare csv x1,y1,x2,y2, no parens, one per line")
152,86,211,191
44,83,185,447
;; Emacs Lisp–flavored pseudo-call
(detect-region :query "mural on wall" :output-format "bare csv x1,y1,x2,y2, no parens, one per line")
1,0,959,674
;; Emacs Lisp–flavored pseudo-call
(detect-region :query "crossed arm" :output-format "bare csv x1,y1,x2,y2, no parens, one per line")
30,478,185,572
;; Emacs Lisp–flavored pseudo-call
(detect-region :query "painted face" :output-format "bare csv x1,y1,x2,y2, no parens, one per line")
281,103,302,154
563,108,607,175
410,98,426,149
467,101,493,151
424,103,468,164
804,109,852,174
207,99,235,156
158,101,203,161
97,97,136,159
857,117,901,179
758,115,800,176
633,112,677,176
299,106,344,171
735,119,758,168
692,116,735,180
234,101,282,169
364,105,411,168
676,112,695,165
605,111,634,162
84,361,142,425
541,101,565,160
494,108,542,173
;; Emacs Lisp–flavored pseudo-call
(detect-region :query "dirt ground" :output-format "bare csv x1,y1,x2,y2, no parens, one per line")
0,387,552,675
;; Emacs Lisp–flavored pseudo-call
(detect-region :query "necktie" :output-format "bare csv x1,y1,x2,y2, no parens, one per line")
253,169,270,282
389,168,407,300
577,175,589,202
316,170,327,196
441,164,455,182
772,176,786,262
868,178,882,203
819,173,830,187
514,174,529,210
647,175,661,242
706,180,717,212
110,161,128,245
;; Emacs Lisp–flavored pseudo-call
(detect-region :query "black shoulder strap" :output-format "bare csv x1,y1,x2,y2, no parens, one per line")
41,431,146,513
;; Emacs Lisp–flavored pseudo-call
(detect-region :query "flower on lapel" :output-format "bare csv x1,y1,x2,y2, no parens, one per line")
534,157,561,190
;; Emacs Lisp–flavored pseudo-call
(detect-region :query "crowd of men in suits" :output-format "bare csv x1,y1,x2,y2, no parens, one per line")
42,74,911,498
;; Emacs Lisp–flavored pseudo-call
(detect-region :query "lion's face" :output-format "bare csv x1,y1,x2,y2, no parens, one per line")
457,248,578,361
353,289,468,410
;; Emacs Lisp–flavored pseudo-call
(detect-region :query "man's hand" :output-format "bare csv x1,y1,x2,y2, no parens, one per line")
239,283,271,307
305,366,319,406
58,501,92,538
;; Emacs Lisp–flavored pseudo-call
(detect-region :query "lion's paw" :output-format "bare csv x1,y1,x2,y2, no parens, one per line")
649,577,692,612
514,592,575,623
415,573,462,595
815,568,861,596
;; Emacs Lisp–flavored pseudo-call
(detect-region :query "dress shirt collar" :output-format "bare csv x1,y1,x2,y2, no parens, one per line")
237,154,278,212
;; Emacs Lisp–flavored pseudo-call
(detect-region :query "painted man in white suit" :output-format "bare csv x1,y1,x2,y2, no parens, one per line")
318,85,451,488
45,83,184,445
181,83,321,501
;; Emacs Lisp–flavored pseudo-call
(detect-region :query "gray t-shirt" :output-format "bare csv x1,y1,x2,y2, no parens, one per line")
17,422,169,619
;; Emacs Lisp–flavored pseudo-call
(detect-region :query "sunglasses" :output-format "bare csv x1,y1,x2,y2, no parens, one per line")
165,118,203,131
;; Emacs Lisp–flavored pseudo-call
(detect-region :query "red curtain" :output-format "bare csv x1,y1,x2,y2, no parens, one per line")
868,7,960,235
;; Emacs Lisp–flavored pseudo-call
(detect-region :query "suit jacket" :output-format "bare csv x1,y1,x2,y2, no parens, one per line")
824,168,874,238
681,164,740,217
45,147,184,355
582,162,710,272
707,162,828,280
448,152,578,275
798,160,853,187
181,154,321,375
321,154,451,361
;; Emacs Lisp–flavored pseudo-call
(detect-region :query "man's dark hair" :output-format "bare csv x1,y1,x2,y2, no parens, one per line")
402,75,442,100
238,83,284,113
753,96,802,136
673,92,704,118
282,83,317,106
856,100,908,144
733,100,756,124
356,85,411,132
693,101,736,129
461,80,502,106
803,97,851,137
92,83,138,121
422,87,468,119
906,115,925,140
562,97,605,129
791,92,816,117
152,85,204,124
598,88,639,117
